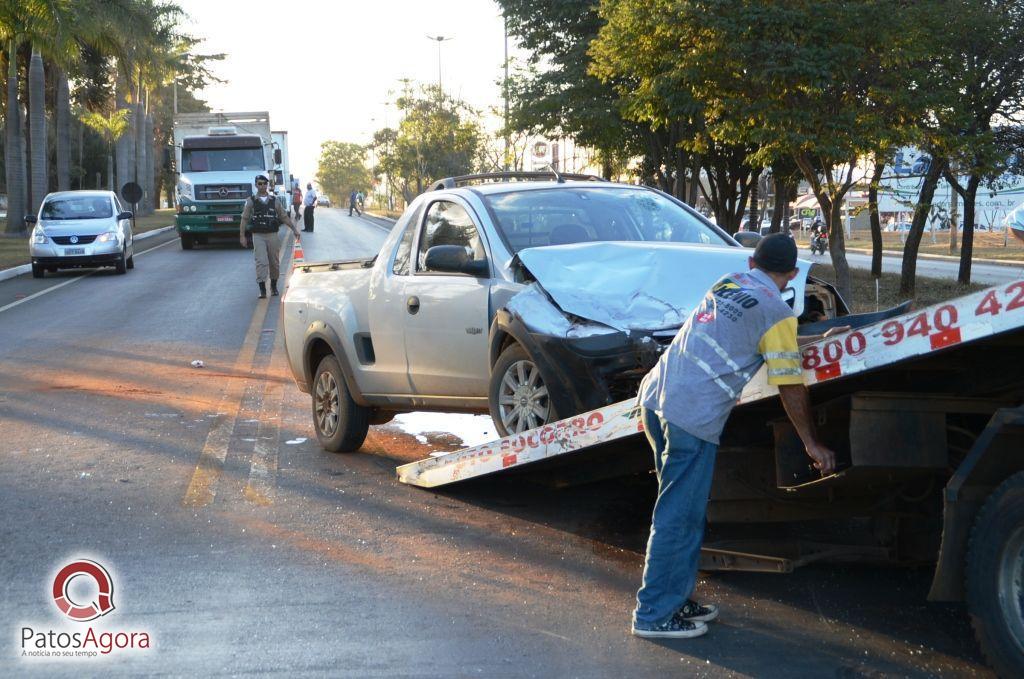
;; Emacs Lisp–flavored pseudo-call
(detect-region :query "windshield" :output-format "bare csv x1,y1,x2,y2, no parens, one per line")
41,196,113,220
481,186,730,254
182,147,264,172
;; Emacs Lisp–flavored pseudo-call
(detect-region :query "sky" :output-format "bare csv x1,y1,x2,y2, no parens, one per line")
175,0,512,184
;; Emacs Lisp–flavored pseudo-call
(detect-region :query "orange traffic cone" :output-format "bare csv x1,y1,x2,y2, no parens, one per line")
292,239,305,268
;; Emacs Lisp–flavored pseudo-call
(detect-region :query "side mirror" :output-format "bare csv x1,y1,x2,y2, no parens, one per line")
274,148,282,165
734,231,763,248
24,215,37,224
424,245,488,276
117,211,133,220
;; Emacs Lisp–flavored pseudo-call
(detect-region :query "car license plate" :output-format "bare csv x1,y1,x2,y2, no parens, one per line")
64,247,85,255
216,215,232,223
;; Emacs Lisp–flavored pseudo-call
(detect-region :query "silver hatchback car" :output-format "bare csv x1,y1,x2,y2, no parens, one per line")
28,190,135,278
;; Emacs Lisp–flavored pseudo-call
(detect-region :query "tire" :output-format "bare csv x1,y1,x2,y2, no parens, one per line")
966,470,1024,678
115,247,127,274
126,252,135,269
488,342,560,437
311,355,369,452
31,262,43,278
180,234,194,250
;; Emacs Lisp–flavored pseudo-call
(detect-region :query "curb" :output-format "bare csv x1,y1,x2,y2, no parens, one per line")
843,247,1023,268
0,224,175,283
360,212,397,232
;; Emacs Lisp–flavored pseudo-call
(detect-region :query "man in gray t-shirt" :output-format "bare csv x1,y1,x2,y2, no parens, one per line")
631,234,837,640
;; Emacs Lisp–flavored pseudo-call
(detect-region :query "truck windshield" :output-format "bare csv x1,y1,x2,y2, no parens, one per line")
182,147,264,172
41,196,113,220
481,187,730,254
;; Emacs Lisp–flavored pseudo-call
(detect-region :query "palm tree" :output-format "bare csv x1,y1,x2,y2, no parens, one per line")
80,108,130,191
28,47,46,213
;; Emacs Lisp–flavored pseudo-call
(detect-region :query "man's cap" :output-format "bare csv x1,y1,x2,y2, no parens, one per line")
752,233,799,273
254,174,269,183
307,183,312,189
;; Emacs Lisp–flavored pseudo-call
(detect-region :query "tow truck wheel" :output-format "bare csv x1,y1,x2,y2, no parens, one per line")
311,355,369,452
966,470,1024,677
489,343,557,437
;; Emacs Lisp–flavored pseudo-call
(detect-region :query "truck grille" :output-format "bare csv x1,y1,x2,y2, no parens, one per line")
195,184,251,200
52,235,98,245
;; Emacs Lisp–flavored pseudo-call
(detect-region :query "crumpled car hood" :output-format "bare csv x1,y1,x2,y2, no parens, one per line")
515,241,809,333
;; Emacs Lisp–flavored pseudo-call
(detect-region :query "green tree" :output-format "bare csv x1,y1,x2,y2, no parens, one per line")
80,108,130,191
315,141,372,202
372,85,482,202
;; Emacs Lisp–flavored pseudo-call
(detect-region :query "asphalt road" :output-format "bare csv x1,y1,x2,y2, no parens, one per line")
799,247,1024,285
0,208,990,677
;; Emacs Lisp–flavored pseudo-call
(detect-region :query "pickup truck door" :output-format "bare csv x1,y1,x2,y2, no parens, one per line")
364,211,418,395
402,198,492,397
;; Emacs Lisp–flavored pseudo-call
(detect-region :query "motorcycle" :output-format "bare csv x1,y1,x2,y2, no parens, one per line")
811,231,829,255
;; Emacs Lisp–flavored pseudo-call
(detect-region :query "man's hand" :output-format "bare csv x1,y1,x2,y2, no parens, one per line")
805,441,836,475
239,234,247,248
293,230,301,242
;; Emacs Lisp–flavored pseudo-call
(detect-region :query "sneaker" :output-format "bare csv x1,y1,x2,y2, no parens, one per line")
676,599,719,623
631,617,707,639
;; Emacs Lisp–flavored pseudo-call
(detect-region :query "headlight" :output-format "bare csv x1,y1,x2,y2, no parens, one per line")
96,231,119,243
32,230,47,244
177,179,194,200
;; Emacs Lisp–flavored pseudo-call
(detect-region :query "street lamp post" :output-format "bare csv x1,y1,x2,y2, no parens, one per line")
425,34,453,95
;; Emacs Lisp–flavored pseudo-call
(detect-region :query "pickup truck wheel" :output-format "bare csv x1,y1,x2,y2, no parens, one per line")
312,355,369,452
31,262,44,278
180,234,194,250
489,343,557,437
967,470,1024,678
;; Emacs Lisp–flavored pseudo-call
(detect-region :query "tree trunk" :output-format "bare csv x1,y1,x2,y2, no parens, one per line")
115,73,133,196
948,183,958,254
55,68,71,191
28,48,46,214
77,113,84,189
770,178,786,233
106,146,114,192
899,156,946,296
868,160,885,278
827,199,852,302
134,77,146,211
958,174,981,285
747,173,759,230
145,111,155,212
5,39,25,233
687,155,701,206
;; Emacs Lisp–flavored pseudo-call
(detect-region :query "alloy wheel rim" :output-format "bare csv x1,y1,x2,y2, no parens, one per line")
315,371,340,436
497,359,549,434
998,525,1024,654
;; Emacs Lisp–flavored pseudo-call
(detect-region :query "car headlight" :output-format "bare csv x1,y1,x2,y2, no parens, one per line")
177,179,194,200
32,230,47,244
96,231,119,243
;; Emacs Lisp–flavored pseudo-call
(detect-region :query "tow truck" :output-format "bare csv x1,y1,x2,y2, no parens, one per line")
397,279,1024,676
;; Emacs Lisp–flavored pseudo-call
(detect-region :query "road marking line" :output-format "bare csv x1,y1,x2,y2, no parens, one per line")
182,307,267,508
244,378,283,506
0,237,177,315
183,241,294,508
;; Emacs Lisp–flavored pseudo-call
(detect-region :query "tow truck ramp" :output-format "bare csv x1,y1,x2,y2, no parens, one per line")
397,280,1024,488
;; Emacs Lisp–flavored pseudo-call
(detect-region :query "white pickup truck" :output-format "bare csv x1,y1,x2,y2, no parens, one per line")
281,173,890,452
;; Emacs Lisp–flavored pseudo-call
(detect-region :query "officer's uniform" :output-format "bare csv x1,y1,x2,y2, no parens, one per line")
240,192,297,296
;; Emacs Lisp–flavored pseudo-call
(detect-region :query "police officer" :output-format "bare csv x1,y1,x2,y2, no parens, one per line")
240,174,301,298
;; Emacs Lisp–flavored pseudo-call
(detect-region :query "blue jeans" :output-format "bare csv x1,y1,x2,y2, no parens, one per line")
633,408,719,626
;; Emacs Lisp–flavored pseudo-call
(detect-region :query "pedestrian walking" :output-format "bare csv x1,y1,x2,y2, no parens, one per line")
349,189,361,217
631,234,839,639
303,183,317,232
240,174,301,299
356,190,365,210
291,183,302,220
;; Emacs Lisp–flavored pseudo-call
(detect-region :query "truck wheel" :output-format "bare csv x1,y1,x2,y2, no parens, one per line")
180,234,194,250
31,262,43,278
967,470,1024,678
489,342,558,437
311,355,369,452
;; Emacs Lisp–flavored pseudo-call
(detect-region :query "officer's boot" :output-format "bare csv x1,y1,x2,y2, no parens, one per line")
258,281,267,299
270,279,279,296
